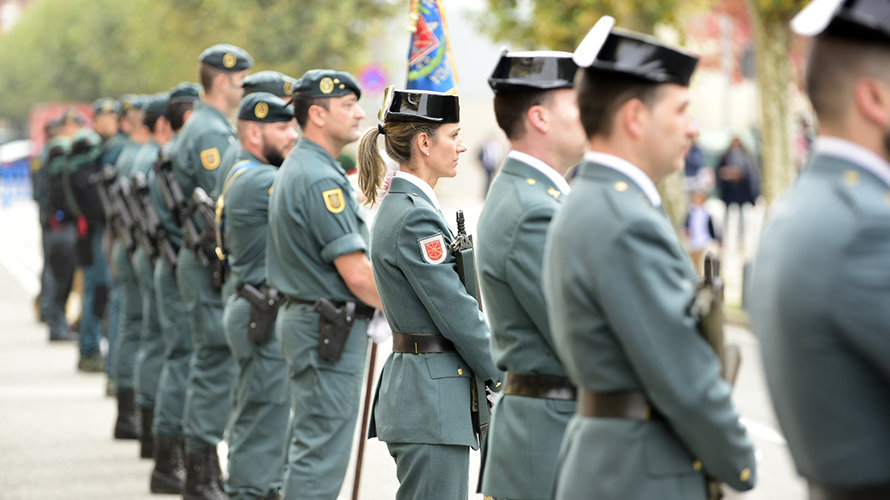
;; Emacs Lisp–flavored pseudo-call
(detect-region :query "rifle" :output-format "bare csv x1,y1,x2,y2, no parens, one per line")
120,176,157,262
91,166,116,237
690,254,741,385
154,151,202,258
190,187,224,287
106,170,137,254
690,253,741,500
133,171,178,268
448,210,490,442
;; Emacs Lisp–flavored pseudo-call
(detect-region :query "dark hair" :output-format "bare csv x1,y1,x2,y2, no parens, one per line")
493,89,553,140
291,95,330,129
356,121,440,205
199,62,226,93
166,101,195,132
144,113,161,133
575,69,662,139
806,34,890,125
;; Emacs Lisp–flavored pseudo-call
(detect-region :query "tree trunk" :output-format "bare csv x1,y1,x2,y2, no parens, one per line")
658,171,687,231
746,1,800,205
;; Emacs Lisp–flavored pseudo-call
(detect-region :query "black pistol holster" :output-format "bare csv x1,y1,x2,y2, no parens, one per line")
313,298,356,363
237,284,282,345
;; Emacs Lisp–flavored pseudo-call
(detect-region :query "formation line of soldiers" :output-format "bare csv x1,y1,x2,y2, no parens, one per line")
38,0,890,498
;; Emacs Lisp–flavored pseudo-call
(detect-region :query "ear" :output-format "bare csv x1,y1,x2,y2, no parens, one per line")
856,77,890,128
307,104,326,128
621,98,648,140
526,104,549,135
415,131,432,157
246,123,263,147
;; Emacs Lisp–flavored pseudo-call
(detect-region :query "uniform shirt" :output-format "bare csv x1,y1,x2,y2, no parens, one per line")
751,136,890,485
220,150,275,288
266,137,368,301
544,152,756,493
131,140,161,178
370,174,502,447
115,140,146,180
478,151,570,376
101,132,128,169
214,142,242,199
170,101,236,231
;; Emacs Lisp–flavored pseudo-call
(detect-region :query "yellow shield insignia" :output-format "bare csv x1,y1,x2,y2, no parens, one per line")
322,188,345,214
255,102,269,119
223,52,237,68
200,148,221,170
319,77,334,95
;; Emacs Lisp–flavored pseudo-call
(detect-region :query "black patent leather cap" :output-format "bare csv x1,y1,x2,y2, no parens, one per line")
488,51,577,93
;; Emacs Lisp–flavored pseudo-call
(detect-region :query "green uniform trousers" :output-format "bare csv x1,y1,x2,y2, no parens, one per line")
133,247,164,409
224,295,289,500
176,248,234,452
277,301,369,500
153,258,192,437
111,241,142,389
387,442,469,500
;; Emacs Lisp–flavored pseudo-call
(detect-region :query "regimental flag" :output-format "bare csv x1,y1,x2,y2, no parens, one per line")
407,0,458,93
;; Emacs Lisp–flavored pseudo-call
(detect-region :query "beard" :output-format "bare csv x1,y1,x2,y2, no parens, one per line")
263,143,286,167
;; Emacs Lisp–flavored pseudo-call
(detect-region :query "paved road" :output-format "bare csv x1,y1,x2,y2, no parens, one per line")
0,199,804,499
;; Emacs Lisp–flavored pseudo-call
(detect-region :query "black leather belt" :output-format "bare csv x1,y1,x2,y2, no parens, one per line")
809,481,890,500
392,333,456,354
284,295,375,320
578,389,659,421
503,372,576,401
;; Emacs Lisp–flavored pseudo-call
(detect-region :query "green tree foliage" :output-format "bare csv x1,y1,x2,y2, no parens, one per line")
0,0,399,129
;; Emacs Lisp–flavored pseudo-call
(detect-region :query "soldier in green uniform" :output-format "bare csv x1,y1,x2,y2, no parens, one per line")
266,69,380,500
171,43,252,499
542,17,756,500
128,92,173,459
357,88,503,500
476,51,587,500
750,1,890,498
219,92,297,500
215,70,299,197
148,81,201,495
102,96,132,393
111,95,149,439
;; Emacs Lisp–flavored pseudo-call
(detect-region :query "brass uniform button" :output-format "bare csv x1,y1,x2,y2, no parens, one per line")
614,181,628,192
458,368,464,375
844,170,859,187
740,467,751,482
692,460,702,471
526,178,536,185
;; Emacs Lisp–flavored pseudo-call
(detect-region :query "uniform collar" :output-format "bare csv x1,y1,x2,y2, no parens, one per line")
584,151,661,206
298,137,346,176
394,171,441,211
508,150,571,194
812,136,890,188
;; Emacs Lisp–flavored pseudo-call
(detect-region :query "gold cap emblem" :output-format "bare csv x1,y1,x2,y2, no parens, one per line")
255,102,269,119
222,52,237,68
319,77,334,94
284,81,294,96
614,181,629,192
740,468,751,482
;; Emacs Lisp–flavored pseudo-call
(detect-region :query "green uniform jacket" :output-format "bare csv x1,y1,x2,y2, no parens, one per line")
368,176,503,449
220,151,272,288
476,155,574,498
215,143,242,199
171,101,236,231
543,159,756,499
266,137,368,301
751,148,890,486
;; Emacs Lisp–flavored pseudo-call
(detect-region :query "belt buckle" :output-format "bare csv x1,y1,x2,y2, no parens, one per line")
414,341,419,354
642,404,651,421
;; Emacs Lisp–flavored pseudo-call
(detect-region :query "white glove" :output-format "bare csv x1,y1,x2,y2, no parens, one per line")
366,309,392,344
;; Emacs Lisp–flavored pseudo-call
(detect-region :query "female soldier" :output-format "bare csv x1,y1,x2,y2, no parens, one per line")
358,88,503,500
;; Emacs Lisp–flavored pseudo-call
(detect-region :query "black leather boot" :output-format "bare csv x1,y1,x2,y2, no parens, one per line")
150,435,186,494
183,446,226,500
113,387,141,440
139,406,154,459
